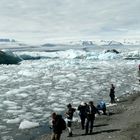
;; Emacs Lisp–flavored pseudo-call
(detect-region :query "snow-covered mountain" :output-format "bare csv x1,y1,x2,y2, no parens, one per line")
0,38,29,50
58,39,140,47
0,38,140,54
91,39,139,46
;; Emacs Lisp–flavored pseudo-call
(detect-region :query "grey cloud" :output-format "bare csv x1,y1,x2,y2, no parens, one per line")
0,0,140,41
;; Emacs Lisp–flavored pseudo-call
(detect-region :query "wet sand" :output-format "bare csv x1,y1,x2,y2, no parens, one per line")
36,91,140,140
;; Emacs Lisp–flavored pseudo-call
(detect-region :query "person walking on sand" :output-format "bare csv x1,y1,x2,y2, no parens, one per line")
85,101,100,134
51,112,66,140
109,84,115,103
78,102,87,130
65,103,76,137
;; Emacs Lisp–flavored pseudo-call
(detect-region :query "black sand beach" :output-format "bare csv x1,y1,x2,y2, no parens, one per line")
36,91,140,140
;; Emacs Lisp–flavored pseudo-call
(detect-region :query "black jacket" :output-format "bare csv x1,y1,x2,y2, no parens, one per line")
78,105,87,117
110,87,115,97
86,105,100,120
52,115,63,134
66,108,76,120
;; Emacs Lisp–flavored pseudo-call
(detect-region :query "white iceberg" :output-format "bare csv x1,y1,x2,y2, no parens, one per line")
6,118,21,124
19,120,39,130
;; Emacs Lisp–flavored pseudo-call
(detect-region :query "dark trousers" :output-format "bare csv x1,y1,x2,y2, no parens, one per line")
85,118,95,134
51,133,61,140
102,108,107,115
110,95,115,103
110,97,115,103
80,115,86,129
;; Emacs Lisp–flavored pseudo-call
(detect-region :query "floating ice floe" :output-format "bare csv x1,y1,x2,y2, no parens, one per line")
0,75,9,81
7,109,25,115
98,52,120,60
18,112,34,120
19,120,39,130
7,106,21,110
18,70,38,77
66,73,77,79
6,118,21,124
72,99,81,105
43,112,51,119
52,107,65,112
15,93,29,98
1,136,14,140
3,100,17,106
6,88,25,96
0,125,6,130
50,103,65,112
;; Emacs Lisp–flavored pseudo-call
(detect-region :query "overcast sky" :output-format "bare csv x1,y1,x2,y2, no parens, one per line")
0,0,140,43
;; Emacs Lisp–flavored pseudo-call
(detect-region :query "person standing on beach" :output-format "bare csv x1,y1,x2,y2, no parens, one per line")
65,103,76,137
51,112,65,140
85,101,100,134
78,102,87,130
109,84,115,103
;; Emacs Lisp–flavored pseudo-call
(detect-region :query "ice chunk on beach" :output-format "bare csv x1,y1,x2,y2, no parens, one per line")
106,103,117,107
19,120,39,129
0,125,6,130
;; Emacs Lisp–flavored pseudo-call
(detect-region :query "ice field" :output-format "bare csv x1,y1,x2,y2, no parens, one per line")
0,44,140,140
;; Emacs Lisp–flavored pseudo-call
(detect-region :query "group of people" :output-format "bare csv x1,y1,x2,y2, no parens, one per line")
78,101,100,134
50,84,116,140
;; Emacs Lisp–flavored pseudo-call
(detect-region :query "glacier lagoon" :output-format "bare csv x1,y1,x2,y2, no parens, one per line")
0,44,140,140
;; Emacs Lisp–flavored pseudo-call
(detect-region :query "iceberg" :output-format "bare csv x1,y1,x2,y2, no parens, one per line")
0,50,22,64
19,120,39,130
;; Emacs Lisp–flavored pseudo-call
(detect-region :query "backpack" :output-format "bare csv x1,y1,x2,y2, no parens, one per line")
61,118,66,130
